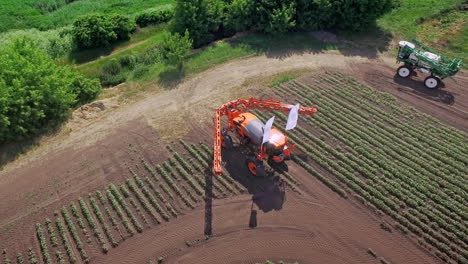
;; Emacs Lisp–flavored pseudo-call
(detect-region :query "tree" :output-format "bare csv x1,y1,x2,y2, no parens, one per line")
72,14,117,48
0,38,101,142
160,31,193,70
172,0,227,47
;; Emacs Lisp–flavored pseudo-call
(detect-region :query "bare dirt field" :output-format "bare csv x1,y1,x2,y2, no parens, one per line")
0,51,465,264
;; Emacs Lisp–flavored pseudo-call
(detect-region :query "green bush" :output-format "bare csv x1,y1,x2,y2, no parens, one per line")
172,0,227,47
173,0,398,43
70,74,101,105
102,59,123,75
160,31,193,69
119,54,138,69
72,14,117,48
110,14,137,41
100,59,126,86
0,28,73,59
100,73,127,87
138,46,161,65
72,14,136,49
136,7,175,27
0,38,101,142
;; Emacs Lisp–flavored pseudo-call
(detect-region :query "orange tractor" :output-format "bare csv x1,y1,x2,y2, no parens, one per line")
213,97,317,177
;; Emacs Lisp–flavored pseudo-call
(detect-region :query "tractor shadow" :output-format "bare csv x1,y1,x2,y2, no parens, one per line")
393,74,455,105
222,145,286,213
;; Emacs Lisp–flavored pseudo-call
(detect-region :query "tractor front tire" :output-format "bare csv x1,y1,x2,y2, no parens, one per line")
424,76,440,89
397,65,412,78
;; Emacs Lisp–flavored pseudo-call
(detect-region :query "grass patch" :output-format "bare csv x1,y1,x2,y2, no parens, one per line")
0,0,174,33
378,0,467,62
271,72,301,87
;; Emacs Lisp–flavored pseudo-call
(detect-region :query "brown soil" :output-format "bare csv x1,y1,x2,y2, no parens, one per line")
0,51,463,263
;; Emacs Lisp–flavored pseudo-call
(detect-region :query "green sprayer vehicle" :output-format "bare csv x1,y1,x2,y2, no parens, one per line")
396,40,462,89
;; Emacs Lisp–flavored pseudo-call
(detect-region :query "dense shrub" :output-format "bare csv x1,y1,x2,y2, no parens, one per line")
160,31,193,69
172,0,228,47
72,14,117,48
136,7,175,27
99,59,126,87
110,14,137,40
0,28,73,59
69,74,101,105
173,0,398,45
102,59,123,75
118,54,138,69
0,39,101,142
72,14,136,49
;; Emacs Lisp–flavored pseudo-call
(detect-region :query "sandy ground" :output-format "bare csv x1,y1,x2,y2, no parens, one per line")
0,50,465,263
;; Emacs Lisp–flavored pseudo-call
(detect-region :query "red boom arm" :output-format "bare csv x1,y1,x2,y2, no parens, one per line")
213,97,317,176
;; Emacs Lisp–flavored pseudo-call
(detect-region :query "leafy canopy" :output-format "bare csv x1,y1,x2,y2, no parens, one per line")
0,39,101,142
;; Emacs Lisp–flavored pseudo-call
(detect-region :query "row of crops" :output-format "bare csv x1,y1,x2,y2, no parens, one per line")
3,142,303,263
262,71,466,264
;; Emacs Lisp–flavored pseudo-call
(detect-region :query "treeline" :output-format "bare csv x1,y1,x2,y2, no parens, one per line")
172,0,399,47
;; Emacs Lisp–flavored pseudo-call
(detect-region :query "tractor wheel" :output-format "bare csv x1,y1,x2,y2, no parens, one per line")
424,76,440,89
245,158,266,177
397,65,412,78
222,135,233,148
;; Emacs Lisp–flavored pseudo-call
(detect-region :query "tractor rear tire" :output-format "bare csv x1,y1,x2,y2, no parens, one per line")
397,65,412,78
222,135,233,148
245,158,266,177
424,76,440,89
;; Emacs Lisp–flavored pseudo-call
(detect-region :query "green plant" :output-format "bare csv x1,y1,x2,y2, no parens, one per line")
119,54,138,69
78,197,109,253
61,207,89,261
106,190,135,235
35,223,52,264
109,184,143,233
72,14,117,48
27,248,38,264
89,195,118,247
110,14,137,41
55,218,77,263
0,38,101,142
160,31,193,70
136,7,175,27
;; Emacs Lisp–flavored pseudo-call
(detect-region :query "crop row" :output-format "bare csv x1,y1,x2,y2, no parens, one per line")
133,175,171,221
106,189,135,236
45,218,58,247
279,83,468,243
124,176,164,223
322,73,467,167
287,80,468,225
155,163,195,208
79,197,110,253
70,202,92,244
61,207,90,262
35,223,51,264
179,139,236,194
55,218,77,263
89,195,119,247
284,80,467,218
274,77,467,261
109,184,144,233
